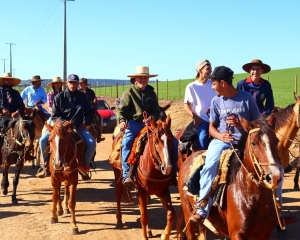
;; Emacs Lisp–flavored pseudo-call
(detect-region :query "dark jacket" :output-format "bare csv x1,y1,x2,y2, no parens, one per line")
0,86,25,113
116,84,160,124
236,77,274,116
52,88,94,128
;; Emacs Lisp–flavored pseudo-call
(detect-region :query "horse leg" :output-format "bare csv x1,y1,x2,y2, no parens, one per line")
63,181,70,214
68,181,78,235
113,167,124,229
137,187,150,240
1,165,9,195
294,170,299,190
50,179,61,224
180,201,198,240
11,167,22,204
36,145,41,169
156,189,176,240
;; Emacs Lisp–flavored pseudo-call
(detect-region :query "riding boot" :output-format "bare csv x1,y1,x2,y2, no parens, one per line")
123,165,135,190
36,160,49,178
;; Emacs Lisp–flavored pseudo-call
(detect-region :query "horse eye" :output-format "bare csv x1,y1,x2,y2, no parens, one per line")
251,142,257,147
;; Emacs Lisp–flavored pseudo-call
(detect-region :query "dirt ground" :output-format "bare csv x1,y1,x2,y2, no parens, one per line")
1,98,300,240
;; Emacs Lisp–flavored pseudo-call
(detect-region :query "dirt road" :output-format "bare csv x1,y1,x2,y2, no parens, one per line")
1,99,300,239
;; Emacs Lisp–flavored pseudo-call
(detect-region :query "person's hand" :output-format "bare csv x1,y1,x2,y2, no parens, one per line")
11,111,20,118
119,122,128,131
34,101,43,107
2,108,10,116
226,114,243,129
193,113,203,129
219,132,234,142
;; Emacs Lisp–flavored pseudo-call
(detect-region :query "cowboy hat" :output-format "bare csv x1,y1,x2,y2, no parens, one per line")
47,76,66,87
30,75,43,83
79,78,90,85
0,72,21,87
242,59,271,74
127,66,158,84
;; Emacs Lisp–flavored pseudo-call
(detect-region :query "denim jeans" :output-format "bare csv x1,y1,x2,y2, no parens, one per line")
39,126,96,166
196,122,209,150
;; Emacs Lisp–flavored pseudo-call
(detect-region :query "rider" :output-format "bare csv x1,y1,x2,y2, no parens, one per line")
79,78,105,143
190,66,296,226
37,74,96,181
36,76,65,178
183,59,216,150
236,59,274,116
117,66,178,189
21,75,51,119
0,72,34,160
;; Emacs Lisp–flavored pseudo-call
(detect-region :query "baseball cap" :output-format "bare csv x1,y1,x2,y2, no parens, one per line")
67,74,79,82
195,59,210,78
205,66,234,81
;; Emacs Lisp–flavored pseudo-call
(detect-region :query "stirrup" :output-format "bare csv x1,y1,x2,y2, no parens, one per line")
36,167,48,178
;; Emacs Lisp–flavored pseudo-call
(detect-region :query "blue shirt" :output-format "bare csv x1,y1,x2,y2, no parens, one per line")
210,91,261,142
21,85,47,107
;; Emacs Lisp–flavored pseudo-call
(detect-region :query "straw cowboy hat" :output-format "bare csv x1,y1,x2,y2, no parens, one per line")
127,66,158,84
30,75,43,83
242,59,271,74
0,72,21,87
47,76,66,87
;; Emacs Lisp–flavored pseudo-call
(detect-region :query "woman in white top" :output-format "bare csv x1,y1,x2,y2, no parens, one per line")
183,59,216,150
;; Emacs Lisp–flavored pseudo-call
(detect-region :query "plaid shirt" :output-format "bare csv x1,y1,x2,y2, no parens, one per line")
47,91,56,112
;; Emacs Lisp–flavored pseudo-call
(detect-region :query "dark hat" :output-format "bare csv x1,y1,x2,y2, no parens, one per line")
205,66,234,81
242,59,271,73
67,74,79,82
79,78,90,85
31,75,42,82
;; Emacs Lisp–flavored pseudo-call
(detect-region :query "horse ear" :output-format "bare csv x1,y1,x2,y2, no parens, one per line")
19,108,25,119
45,122,53,132
294,92,300,101
160,102,172,112
240,116,252,132
64,120,73,128
31,108,37,118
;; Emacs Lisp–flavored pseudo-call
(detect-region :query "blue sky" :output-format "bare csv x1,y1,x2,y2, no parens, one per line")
1,0,299,81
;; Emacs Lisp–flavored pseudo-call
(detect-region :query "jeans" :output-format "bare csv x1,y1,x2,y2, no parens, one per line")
39,127,96,167
196,138,285,218
37,105,51,119
196,122,209,150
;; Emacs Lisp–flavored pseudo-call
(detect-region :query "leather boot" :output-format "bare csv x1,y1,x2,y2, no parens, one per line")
123,165,135,190
97,125,105,143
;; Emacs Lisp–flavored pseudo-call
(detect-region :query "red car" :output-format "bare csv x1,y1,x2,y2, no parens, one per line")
96,97,117,132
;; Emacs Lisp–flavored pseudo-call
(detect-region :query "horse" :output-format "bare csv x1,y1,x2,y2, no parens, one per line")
109,103,172,230
266,93,300,189
45,119,84,234
0,110,36,204
177,118,283,240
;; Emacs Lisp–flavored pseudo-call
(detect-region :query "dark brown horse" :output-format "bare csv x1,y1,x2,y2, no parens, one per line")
266,93,300,189
0,110,36,204
45,120,84,234
177,118,283,240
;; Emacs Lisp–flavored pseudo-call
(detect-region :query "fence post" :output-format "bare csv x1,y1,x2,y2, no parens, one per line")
178,79,180,100
110,82,112,97
295,75,298,94
156,79,158,99
122,81,124,92
116,82,119,97
166,79,168,100
104,82,106,96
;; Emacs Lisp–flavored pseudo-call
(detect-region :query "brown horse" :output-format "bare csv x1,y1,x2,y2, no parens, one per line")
45,120,84,234
0,110,36,204
177,118,283,239
266,93,300,189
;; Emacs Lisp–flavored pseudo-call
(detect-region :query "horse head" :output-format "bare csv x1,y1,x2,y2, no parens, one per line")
48,120,75,171
149,115,173,175
242,118,282,189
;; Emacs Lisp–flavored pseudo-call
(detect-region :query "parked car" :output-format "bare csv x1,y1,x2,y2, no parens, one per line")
96,97,117,133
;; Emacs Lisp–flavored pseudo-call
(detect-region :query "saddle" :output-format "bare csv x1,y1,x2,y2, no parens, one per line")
179,121,199,153
183,149,234,208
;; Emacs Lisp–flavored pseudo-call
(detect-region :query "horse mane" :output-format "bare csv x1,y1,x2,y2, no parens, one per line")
271,104,294,131
228,117,278,184
49,120,67,141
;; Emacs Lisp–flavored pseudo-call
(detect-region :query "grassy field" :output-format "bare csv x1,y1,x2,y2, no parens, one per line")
90,67,300,108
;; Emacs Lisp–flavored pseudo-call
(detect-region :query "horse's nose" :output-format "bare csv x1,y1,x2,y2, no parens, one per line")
265,167,283,189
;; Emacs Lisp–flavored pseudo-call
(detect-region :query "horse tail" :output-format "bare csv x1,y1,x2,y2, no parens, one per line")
176,205,187,240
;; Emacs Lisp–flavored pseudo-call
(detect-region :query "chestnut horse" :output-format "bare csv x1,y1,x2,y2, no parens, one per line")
0,110,36,204
266,93,300,189
177,118,283,240
46,120,84,234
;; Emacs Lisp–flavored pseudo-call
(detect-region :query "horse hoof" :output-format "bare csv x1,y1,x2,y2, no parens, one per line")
12,199,18,205
116,222,123,229
64,209,70,214
50,218,58,224
57,210,63,216
2,189,8,195
70,226,79,235
160,234,169,240
147,230,153,238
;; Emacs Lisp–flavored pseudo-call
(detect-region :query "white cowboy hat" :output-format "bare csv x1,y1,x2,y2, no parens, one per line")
127,66,158,84
47,76,66,87
0,72,21,87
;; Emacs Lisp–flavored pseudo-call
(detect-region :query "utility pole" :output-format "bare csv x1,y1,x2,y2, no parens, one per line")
1,59,7,73
6,43,16,74
63,0,75,82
